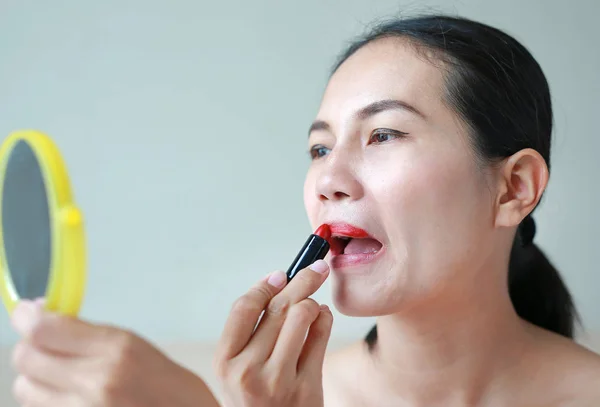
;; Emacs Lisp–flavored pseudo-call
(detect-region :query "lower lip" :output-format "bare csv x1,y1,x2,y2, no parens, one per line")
330,247,385,270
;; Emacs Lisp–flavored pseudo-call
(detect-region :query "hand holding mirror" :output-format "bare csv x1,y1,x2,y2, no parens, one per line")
0,130,86,316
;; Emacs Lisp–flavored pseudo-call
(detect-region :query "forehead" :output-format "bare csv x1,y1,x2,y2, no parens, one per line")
318,37,448,120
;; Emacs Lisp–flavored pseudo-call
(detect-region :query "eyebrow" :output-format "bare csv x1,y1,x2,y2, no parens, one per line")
357,99,425,120
308,120,331,136
308,99,425,137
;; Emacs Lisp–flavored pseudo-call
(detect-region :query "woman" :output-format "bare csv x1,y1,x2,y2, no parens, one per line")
9,14,600,407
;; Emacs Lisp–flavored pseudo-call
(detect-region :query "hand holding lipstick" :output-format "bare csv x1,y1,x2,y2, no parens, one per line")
214,259,333,407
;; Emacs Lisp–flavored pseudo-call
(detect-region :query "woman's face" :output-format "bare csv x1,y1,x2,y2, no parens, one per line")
304,38,498,316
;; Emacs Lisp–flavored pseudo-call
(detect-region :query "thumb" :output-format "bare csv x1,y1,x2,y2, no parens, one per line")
11,300,117,356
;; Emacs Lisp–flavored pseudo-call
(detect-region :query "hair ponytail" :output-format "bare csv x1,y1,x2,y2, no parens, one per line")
508,216,579,338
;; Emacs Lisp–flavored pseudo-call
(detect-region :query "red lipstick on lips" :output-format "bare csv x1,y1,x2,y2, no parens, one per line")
328,223,371,256
329,223,370,238
286,224,331,282
328,223,383,268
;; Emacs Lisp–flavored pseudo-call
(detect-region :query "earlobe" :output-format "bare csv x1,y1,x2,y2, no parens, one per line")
494,148,548,228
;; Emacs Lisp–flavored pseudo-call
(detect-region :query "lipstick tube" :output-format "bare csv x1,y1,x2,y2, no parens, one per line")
285,225,331,282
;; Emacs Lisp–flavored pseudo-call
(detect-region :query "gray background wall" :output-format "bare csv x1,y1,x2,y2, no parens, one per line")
0,0,598,351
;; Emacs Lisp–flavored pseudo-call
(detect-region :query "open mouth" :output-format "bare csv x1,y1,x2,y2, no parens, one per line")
330,235,383,256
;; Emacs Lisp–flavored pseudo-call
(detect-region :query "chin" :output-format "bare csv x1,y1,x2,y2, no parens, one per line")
329,256,413,316
330,277,401,317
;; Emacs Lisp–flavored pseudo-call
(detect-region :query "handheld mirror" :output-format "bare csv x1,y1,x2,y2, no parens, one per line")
0,130,86,316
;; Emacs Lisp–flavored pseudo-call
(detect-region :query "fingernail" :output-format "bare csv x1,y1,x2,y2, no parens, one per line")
267,271,287,288
311,259,329,274
11,301,40,336
320,304,330,312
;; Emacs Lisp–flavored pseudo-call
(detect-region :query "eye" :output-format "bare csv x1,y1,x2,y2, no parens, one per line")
309,144,330,160
369,128,408,144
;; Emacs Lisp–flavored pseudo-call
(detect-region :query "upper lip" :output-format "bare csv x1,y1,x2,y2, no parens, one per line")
328,222,372,239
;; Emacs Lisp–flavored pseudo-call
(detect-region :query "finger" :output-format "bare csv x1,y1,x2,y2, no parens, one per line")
267,299,321,373
278,260,329,305
216,270,287,361
297,304,334,375
12,341,81,390
11,301,117,356
244,260,330,360
12,374,75,406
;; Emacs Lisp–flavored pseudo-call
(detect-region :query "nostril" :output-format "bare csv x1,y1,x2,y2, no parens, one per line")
333,191,351,199
319,191,351,201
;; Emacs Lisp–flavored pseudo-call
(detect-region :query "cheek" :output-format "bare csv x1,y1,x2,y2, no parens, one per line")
417,153,487,226
368,146,485,243
364,151,450,215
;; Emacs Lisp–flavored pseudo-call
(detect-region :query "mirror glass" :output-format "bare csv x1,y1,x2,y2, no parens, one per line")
1,139,52,300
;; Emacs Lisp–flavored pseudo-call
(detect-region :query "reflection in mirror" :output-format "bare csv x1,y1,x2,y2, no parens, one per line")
2,140,52,299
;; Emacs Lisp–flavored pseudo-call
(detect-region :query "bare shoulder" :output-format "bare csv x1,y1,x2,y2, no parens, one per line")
556,344,600,405
322,341,365,407
320,329,600,406
527,326,600,405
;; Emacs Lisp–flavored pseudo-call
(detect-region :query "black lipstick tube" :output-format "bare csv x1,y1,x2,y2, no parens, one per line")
285,234,330,282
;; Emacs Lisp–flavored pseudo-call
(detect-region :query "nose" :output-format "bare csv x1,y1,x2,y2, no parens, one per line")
315,153,364,202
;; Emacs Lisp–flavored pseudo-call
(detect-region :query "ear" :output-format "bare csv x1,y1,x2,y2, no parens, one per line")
494,148,548,228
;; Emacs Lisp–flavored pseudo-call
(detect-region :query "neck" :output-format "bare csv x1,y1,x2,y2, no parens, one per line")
365,270,532,406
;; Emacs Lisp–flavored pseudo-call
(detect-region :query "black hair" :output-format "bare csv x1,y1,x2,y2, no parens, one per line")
330,14,579,349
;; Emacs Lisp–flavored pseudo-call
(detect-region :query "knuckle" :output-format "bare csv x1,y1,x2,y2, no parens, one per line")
265,372,286,396
79,370,114,404
12,375,28,404
314,314,334,339
297,379,316,396
11,342,28,372
231,295,261,317
238,365,257,388
28,317,52,346
111,329,137,361
213,356,230,380
290,299,320,323
321,308,334,326
261,362,290,396
92,356,130,404
248,284,274,305
94,330,139,388
303,298,320,311
296,268,320,286
229,361,260,389
266,297,290,316
96,376,124,406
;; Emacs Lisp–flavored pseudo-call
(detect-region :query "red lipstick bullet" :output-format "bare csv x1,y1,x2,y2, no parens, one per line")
314,224,332,242
286,224,331,281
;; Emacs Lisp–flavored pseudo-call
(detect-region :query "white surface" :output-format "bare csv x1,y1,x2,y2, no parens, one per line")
0,0,598,354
